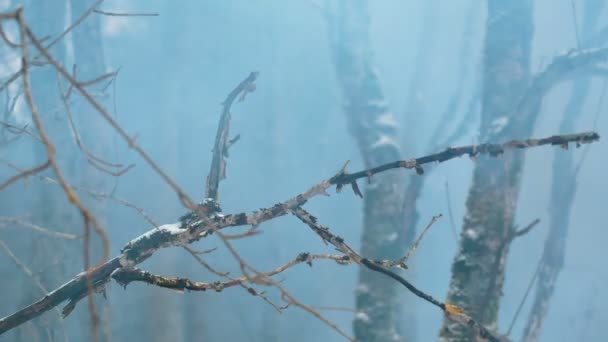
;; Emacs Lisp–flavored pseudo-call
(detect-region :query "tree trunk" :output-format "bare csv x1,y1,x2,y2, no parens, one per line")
329,1,405,341
522,1,605,340
68,0,115,339
20,1,71,341
439,1,534,341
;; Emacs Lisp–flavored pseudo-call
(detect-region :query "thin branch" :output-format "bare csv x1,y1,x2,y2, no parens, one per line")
293,207,506,342
0,23,20,49
0,0,104,95
0,239,48,295
511,218,541,240
57,72,134,176
76,70,119,88
401,214,442,262
15,9,108,337
0,239,68,333
0,130,598,335
330,131,600,192
93,9,159,17
17,8,109,267
0,217,79,240
0,120,39,142
277,283,356,342
507,258,541,336
0,159,50,191
24,22,196,210
112,252,346,292
444,181,459,241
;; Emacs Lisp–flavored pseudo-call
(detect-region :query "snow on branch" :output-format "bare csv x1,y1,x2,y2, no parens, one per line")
0,6,603,341
0,129,597,336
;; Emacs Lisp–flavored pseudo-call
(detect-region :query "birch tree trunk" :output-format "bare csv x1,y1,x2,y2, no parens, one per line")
329,1,405,341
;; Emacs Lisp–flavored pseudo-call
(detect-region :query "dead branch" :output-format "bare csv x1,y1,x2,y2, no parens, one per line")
0,240,68,334
0,6,604,340
56,73,134,176
93,9,159,17
23,20,196,210
444,181,459,240
0,160,50,191
293,207,506,342
206,71,258,200
401,214,442,262
330,131,599,195
0,217,79,240
0,0,104,95
111,252,346,292
0,130,594,335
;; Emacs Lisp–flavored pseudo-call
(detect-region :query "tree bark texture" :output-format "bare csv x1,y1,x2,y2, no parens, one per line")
329,1,406,341
439,1,535,341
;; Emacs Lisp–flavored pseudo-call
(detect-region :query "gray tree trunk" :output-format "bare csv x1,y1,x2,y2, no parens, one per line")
521,1,605,340
439,1,534,341
68,0,116,340
19,1,71,341
328,1,405,341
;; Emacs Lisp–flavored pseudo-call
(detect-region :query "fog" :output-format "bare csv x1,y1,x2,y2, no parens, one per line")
0,0,607,341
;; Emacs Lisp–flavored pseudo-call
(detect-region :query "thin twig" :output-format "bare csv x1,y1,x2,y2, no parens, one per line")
0,160,50,191
0,0,105,95
0,239,68,332
401,214,442,262
56,72,134,176
0,130,600,335
25,23,196,209
16,9,107,338
444,181,459,241
93,9,159,17
0,217,79,240
507,258,541,336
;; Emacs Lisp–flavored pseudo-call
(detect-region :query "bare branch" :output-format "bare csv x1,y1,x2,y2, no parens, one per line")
401,214,442,262
293,207,506,342
206,71,258,200
0,240,68,331
112,252,346,292
444,181,459,240
511,218,541,239
0,239,48,295
0,217,79,240
56,72,134,176
330,131,600,189
0,129,598,335
0,159,50,191
0,0,104,95
93,9,159,17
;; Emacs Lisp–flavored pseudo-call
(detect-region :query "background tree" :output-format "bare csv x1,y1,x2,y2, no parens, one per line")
0,2,607,342
19,1,71,341
328,1,406,340
522,0,607,340
439,1,536,340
